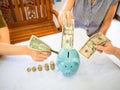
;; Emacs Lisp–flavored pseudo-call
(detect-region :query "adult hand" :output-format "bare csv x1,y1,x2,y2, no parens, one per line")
58,10,73,26
95,42,116,54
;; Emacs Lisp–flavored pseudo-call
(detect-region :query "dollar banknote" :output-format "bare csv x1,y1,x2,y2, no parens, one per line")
79,33,110,59
28,35,58,54
90,33,110,45
61,19,74,49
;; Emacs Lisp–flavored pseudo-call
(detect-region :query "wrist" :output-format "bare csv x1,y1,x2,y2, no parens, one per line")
62,9,70,12
98,30,106,35
22,46,30,55
113,47,120,59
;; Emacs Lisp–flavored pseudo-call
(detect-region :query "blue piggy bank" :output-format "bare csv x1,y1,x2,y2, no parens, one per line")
57,48,80,76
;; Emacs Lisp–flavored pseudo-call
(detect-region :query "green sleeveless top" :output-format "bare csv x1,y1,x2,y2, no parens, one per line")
0,10,7,28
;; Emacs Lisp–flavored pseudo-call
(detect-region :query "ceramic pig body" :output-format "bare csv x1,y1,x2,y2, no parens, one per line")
57,48,80,76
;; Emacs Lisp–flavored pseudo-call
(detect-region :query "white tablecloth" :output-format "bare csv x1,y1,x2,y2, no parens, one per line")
0,26,120,90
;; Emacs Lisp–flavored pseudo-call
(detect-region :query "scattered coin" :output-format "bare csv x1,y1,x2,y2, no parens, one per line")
50,61,55,70
32,66,36,72
27,67,31,72
44,63,49,71
38,64,42,71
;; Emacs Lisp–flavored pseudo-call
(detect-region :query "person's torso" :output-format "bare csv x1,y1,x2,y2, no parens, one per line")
73,0,117,36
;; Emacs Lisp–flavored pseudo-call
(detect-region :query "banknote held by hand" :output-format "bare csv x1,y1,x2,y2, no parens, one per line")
28,35,58,54
79,33,110,59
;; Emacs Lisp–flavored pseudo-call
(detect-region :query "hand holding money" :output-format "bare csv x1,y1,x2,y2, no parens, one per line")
79,33,110,59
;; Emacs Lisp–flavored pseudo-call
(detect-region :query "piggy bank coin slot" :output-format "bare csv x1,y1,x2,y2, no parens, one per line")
67,52,69,58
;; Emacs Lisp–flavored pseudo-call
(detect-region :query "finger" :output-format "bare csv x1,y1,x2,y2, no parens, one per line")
33,54,49,61
34,57,47,62
40,52,51,56
95,45,105,51
97,49,103,53
58,13,63,26
35,51,51,55
63,11,67,21
32,52,51,61
66,11,72,26
58,11,67,26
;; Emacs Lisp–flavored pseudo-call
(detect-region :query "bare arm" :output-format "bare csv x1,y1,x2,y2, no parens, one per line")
0,26,51,61
99,3,118,35
0,43,28,55
0,27,10,43
0,43,51,61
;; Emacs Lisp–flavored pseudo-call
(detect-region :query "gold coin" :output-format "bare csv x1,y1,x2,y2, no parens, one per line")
32,66,36,72
50,61,55,70
44,63,49,71
38,64,42,71
27,67,31,72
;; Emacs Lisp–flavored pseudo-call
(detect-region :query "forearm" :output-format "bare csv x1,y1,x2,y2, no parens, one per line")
99,3,118,35
62,0,75,11
0,43,28,55
99,21,111,35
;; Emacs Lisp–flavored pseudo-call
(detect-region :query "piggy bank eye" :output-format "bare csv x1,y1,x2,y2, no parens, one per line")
70,66,72,68
65,65,67,68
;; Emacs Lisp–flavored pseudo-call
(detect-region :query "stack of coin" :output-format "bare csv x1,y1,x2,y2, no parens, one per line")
38,64,42,71
32,66,36,72
50,61,55,70
44,63,49,71
27,67,31,72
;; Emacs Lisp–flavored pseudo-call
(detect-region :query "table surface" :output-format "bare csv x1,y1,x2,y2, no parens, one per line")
0,25,120,90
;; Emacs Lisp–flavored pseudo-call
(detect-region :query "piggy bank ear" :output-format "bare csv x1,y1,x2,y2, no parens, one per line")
73,58,80,65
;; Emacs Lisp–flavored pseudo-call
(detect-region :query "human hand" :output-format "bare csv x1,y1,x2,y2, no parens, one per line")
58,10,73,26
95,42,116,54
26,47,51,61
